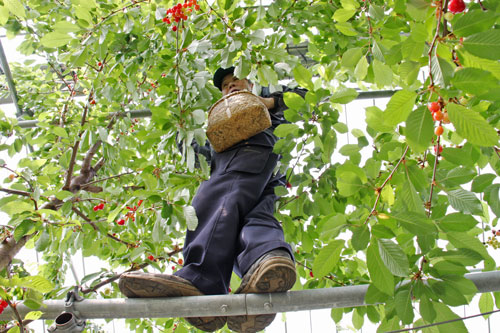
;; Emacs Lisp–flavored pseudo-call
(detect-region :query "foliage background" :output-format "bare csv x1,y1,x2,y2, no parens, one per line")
1,0,500,332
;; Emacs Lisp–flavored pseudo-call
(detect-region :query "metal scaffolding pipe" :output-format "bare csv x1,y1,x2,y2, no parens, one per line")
15,90,397,129
0,39,23,117
0,271,498,320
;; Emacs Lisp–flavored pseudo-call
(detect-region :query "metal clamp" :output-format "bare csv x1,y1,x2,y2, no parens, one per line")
48,287,86,332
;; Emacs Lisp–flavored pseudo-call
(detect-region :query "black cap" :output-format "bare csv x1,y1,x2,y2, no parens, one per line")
213,67,235,91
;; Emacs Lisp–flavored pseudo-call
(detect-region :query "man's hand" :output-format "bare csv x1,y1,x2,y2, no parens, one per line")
258,96,275,110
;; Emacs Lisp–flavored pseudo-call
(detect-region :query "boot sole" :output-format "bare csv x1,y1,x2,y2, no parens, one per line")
119,272,226,332
228,257,296,332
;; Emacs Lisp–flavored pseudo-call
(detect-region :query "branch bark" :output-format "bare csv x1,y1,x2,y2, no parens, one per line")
0,235,32,271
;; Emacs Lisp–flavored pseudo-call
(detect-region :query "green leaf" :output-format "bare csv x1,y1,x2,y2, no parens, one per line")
447,231,491,261
471,174,496,193
335,22,358,36
354,56,368,80
383,90,417,127
274,123,300,137
373,59,393,87
330,87,359,104
446,103,498,147
40,32,73,48
283,92,305,110
312,239,344,278
5,0,26,18
391,211,437,235
293,65,313,91
366,106,394,133
479,293,494,318
451,67,498,96
439,167,476,188
438,213,477,232
53,21,81,33
24,311,43,320
419,297,436,322
183,205,198,231
14,220,35,242
336,171,363,197
484,184,500,218
341,48,363,69
395,288,414,324
367,240,394,296
431,55,454,87
445,188,483,215
452,10,498,37
377,239,409,277
333,8,356,22
15,276,54,293
1,201,33,215
351,225,370,251
0,6,9,25
405,107,434,154
463,30,500,60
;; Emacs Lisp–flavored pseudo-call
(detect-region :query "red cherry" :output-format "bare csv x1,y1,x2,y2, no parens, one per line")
448,0,466,14
178,258,184,265
162,17,169,23
93,205,99,211
98,62,102,67
286,182,292,189
435,125,444,136
148,255,155,261
433,111,444,121
434,145,443,154
172,25,178,31
427,102,440,113
309,271,314,278
90,99,96,105
117,219,125,225
0,299,8,308
138,200,143,206
195,4,200,10
496,230,500,236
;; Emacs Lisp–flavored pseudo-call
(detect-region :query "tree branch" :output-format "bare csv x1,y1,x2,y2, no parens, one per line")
0,235,32,272
0,188,31,197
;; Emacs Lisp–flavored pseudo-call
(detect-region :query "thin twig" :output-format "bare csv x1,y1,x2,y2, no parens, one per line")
81,171,135,187
364,145,409,225
80,247,183,294
427,134,441,217
0,320,33,333
427,1,443,89
0,188,31,197
5,298,24,332
0,165,33,192
205,1,235,32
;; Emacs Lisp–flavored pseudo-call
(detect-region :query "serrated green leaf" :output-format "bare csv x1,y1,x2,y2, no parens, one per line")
419,297,436,322
447,231,491,261
446,103,498,147
452,10,498,37
5,0,25,18
351,225,370,251
367,240,394,296
0,6,9,25
283,92,305,110
274,123,300,137
451,67,498,96
40,32,73,48
471,174,496,193
333,8,356,22
16,276,54,293
183,205,198,231
431,55,454,87
384,90,417,127
392,211,437,235
14,220,35,242
1,201,33,215
312,239,344,278
330,87,359,104
405,107,434,154
336,171,363,197
293,65,313,91
479,293,494,318
378,239,409,277
53,21,81,33
395,288,414,324
438,212,477,232
24,311,43,320
484,184,500,218
463,30,500,60
373,59,393,87
354,56,368,80
446,188,482,215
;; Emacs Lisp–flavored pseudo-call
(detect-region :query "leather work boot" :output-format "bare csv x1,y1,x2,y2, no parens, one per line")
227,249,296,333
119,272,226,332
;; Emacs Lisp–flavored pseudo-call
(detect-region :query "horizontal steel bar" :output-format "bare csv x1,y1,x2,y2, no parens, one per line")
0,271,498,320
14,90,397,129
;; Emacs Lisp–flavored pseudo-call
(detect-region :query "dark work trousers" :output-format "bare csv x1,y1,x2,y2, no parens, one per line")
174,144,293,295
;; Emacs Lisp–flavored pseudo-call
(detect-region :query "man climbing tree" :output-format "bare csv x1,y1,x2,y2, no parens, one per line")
119,67,306,333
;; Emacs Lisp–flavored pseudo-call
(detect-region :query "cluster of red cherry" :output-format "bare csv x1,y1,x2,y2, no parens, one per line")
116,200,143,225
162,0,200,31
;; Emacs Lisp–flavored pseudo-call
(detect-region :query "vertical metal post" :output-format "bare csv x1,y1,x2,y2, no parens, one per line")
0,39,23,117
